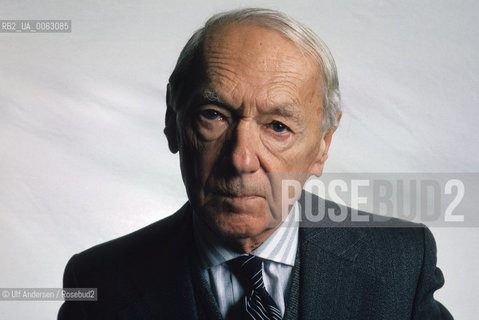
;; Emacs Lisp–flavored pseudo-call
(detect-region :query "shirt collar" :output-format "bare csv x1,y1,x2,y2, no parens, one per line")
193,202,300,269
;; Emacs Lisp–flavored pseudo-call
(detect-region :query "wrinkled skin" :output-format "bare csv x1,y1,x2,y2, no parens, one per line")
166,23,339,253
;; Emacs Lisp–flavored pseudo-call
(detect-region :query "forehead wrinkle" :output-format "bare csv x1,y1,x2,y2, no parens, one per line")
206,61,240,87
205,32,307,80
204,43,243,82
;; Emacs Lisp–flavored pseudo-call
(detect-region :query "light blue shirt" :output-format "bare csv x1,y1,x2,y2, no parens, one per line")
193,202,300,318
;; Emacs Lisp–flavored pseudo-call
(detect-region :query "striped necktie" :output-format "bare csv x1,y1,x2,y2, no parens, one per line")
229,255,282,320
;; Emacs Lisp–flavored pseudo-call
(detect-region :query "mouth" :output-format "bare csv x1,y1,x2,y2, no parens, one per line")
203,190,266,214
214,191,265,199
215,194,264,213
209,191,266,206
228,195,260,202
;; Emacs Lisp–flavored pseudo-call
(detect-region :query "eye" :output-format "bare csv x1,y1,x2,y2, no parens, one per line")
269,121,289,133
200,109,224,121
196,107,229,141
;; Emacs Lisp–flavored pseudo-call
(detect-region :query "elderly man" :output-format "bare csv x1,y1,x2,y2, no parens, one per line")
58,8,452,320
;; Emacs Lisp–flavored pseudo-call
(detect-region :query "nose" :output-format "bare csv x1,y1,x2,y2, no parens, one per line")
230,120,260,174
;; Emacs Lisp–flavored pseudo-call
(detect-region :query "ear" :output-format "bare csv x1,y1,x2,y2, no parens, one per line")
310,112,342,176
164,84,179,153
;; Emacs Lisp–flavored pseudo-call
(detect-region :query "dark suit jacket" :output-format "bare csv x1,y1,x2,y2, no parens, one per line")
58,195,453,319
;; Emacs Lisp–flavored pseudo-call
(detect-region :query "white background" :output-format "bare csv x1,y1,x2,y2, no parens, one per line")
1,0,478,319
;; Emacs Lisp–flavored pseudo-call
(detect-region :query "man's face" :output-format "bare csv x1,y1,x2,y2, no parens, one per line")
168,23,335,250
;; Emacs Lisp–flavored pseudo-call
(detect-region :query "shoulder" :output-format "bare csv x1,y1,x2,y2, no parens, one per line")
299,193,434,276
63,202,193,285
298,193,452,318
59,203,195,318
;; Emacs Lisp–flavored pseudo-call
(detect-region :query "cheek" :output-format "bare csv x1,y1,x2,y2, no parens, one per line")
182,129,225,181
262,144,318,173
266,172,309,218
292,132,323,171
259,129,322,173
259,130,295,154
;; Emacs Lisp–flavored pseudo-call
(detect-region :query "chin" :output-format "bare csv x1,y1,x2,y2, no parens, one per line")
194,195,281,239
214,210,281,239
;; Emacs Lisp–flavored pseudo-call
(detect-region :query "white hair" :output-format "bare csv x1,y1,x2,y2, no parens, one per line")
169,8,341,131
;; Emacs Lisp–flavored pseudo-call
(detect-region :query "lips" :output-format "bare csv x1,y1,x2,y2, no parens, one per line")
217,194,265,213
216,192,264,199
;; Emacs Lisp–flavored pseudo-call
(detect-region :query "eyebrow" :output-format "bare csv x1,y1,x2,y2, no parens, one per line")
269,105,304,126
202,88,227,105
269,105,296,118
